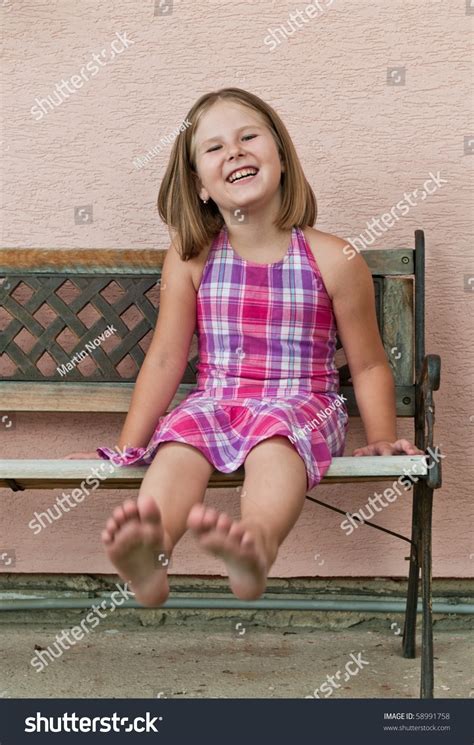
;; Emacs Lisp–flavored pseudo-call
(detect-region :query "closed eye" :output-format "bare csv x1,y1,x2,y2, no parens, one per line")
206,134,257,153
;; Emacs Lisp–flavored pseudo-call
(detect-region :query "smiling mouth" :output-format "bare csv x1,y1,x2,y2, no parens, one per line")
226,169,260,186
227,171,259,185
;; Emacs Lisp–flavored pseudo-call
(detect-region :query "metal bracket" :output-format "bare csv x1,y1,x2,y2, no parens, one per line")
5,478,24,492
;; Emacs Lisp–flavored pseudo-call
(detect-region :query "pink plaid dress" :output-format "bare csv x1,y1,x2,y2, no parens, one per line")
97,225,349,489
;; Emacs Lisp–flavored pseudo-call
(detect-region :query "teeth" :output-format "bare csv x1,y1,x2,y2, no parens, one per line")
228,169,258,183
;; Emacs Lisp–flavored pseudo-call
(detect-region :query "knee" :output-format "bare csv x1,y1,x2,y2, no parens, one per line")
247,435,297,463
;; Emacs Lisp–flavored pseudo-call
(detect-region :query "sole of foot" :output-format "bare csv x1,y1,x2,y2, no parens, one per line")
187,504,270,600
101,496,171,607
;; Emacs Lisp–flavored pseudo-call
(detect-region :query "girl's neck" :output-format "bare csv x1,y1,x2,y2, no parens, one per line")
225,224,293,260
223,188,290,256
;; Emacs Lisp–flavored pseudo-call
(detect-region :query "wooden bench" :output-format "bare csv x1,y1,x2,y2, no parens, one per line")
0,229,441,698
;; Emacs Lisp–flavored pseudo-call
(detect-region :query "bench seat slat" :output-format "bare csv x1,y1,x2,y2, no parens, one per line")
0,456,428,491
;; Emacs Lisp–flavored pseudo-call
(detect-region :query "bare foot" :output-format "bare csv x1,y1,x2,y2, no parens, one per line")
101,496,171,607
186,505,275,600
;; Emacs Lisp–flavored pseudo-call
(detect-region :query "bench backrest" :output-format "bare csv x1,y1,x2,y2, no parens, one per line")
0,232,425,416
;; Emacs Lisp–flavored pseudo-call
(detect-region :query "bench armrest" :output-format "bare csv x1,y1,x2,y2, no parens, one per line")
415,354,442,488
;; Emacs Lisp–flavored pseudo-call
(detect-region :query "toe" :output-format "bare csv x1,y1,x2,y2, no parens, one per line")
111,518,142,550
101,528,113,544
216,513,232,533
228,521,246,542
138,496,162,525
106,517,118,534
113,506,126,525
123,499,139,519
188,505,219,533
241,530,254,546
186,503,207,530
202,507,219,529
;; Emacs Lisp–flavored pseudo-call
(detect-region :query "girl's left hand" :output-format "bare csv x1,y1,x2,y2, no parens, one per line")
352,439,425,456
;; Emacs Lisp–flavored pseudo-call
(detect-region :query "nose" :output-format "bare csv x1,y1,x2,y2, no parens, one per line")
226,141,246,160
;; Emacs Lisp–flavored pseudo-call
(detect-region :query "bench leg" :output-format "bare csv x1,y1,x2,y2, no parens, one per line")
403,483,421,658
420,483,434,698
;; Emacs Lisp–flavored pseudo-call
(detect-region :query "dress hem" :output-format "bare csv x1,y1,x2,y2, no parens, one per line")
97,422,337,491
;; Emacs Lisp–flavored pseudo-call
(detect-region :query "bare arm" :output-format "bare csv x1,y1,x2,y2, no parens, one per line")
329,240,398,444
116,241,197,450
316,233,423,456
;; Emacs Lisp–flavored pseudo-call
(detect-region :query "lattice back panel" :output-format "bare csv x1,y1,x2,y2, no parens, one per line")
0,272,410,386
0,275,198,383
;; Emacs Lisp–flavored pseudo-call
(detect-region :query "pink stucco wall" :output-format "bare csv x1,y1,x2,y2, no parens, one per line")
1,0,472,578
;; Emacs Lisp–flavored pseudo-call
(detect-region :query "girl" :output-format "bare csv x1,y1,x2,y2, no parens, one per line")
66,88,423,607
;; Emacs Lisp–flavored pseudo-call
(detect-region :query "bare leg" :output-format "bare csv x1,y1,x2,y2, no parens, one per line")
187,436,308,599
101,442,214,606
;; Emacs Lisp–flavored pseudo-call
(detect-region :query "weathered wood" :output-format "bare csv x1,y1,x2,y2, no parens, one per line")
342,385,415,416
382,277,414,386
0,247,413,275
0,382,195,412
0,249,166,273
0,456,428,491
0,382,416,415
363,248,413,275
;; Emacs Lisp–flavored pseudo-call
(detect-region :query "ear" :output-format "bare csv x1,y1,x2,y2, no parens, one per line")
192,170,209,202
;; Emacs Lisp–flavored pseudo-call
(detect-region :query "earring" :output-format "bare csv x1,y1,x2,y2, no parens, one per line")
202,199,208,204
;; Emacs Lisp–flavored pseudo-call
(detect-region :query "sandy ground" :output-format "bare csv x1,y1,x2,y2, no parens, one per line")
1,625,472,699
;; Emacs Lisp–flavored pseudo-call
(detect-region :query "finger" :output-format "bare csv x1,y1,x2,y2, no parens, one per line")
393,439,411,453
357,448,376,456
405,443,425,455
394,439,409,446
368,445,392,456
393,440,421,455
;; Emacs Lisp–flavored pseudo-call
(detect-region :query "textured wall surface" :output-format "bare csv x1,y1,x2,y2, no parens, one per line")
1,0,472,578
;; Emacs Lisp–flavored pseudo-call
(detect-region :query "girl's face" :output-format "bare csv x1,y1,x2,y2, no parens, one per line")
192,101,284,216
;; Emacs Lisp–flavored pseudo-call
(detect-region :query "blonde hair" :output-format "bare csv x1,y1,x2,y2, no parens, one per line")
157,88,317,261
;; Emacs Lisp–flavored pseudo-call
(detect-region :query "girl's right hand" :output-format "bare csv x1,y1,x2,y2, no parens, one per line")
63,451,101,459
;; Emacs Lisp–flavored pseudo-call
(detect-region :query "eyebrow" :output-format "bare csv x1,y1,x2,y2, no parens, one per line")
200,124,264,149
